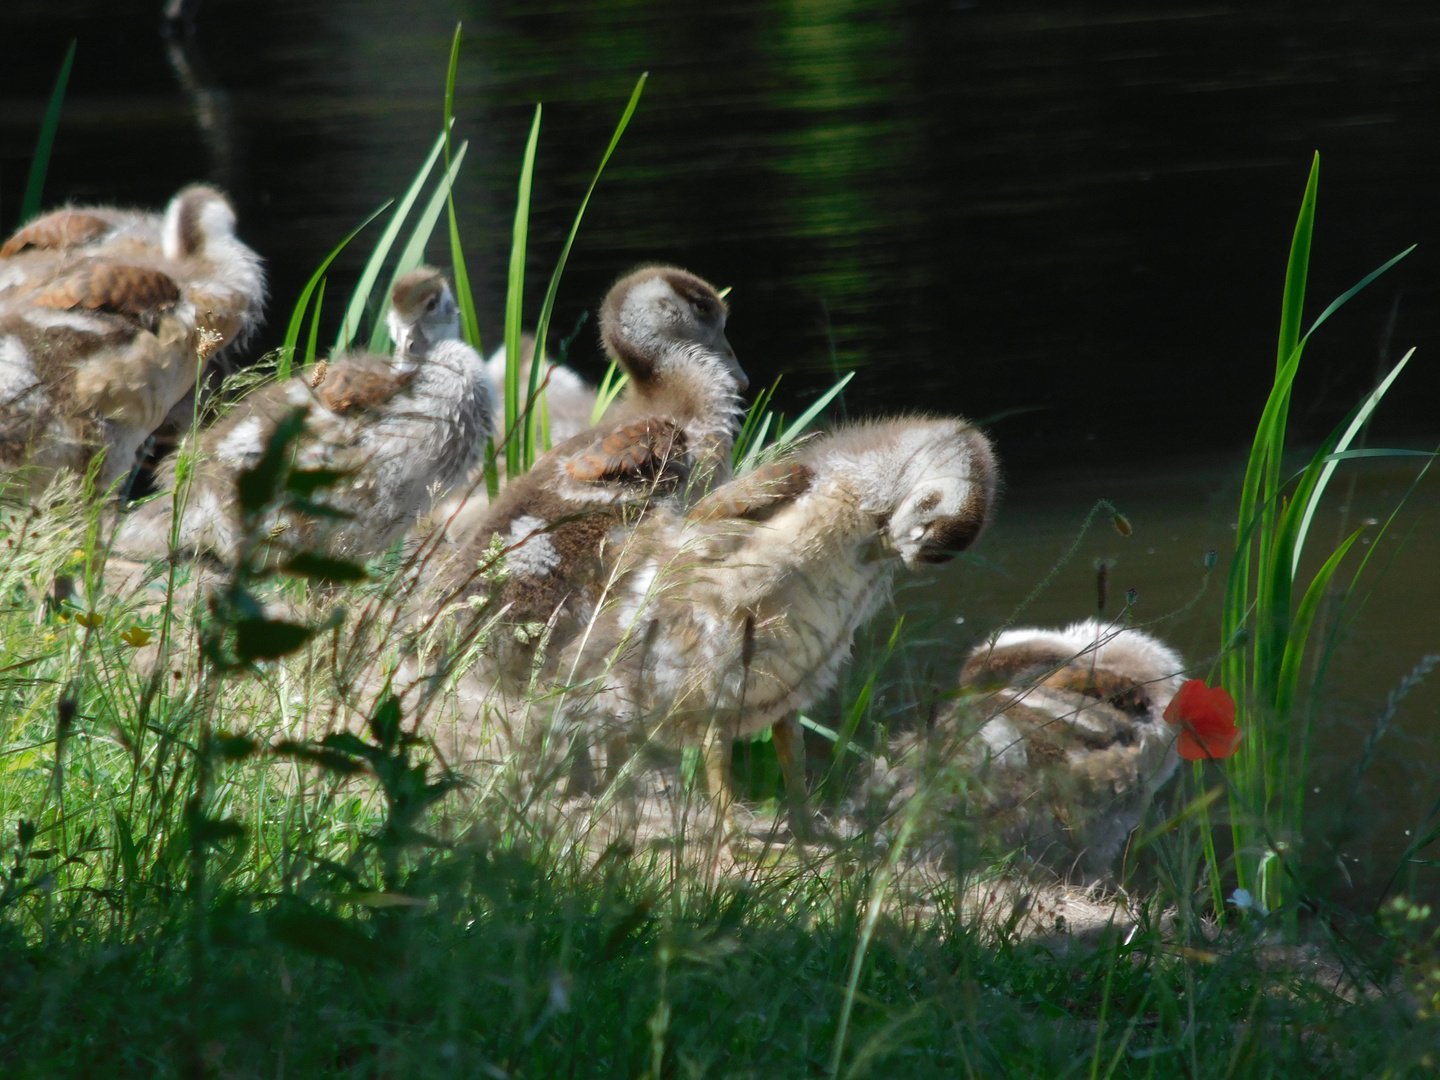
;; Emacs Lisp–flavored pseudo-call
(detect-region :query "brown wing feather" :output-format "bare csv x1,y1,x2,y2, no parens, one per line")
1,212,111,258
35,264,180,317
312,361,412,415
689,460,813,522
564,417,687,484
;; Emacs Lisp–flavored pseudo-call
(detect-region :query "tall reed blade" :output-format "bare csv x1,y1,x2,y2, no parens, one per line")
443,24,482,355
503,105,542,478
279,202,392,378
19,41,75,227
523,73,649,468
369,142,469,353
334,128,450,352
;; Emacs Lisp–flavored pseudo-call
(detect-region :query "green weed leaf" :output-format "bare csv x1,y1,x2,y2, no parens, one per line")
235,618,314,661
281,553,368,584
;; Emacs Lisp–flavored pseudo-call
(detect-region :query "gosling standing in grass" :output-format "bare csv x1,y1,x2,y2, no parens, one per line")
441,265,747,681
866,620,1185,882
117,267,493,561
559,416,998,806
0,185,264,494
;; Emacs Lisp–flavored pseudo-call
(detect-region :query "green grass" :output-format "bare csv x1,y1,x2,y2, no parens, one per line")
1,477,1437,1076
1213,154,1425,921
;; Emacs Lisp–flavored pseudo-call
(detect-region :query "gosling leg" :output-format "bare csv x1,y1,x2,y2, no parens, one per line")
701,731,733,812
771,712,812,837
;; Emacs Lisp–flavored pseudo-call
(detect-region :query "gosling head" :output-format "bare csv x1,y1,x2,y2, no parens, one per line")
599,265,748,393
388,267,461,370
880,420,999,569
161,184,239,260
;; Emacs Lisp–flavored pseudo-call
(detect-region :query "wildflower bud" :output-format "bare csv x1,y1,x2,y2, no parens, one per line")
1112,512,1132,537
1125,587,1138,605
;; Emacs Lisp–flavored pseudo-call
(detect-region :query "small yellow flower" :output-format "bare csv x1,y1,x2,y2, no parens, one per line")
120,626,153,647
74,611,103,629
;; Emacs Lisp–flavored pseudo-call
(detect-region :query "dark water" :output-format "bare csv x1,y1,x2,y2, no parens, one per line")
3,0,1438,897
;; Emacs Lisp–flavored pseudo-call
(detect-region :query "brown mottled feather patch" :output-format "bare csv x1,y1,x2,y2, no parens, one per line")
565,417,687,483
313,365,411,415
1,212,111,257
35,264,180,317
689,460,813,522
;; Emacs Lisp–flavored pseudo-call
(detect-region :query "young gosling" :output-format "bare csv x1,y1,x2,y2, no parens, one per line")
441,265,747,682
116,267,492,562
871,620,1185,883
0,185,264,493
558,416,998,809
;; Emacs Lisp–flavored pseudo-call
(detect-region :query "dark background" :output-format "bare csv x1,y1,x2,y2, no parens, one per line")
3,0,1437,484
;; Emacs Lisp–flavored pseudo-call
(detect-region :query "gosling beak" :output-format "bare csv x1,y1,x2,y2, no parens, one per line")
718,334,749,392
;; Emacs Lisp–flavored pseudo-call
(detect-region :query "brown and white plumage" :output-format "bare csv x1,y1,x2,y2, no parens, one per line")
0,185,264,493
441,265,747,678
557,417,998,795
116,267,493,561
866,620,1185,882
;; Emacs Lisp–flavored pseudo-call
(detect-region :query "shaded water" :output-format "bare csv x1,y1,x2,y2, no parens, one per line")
3,0,1437,896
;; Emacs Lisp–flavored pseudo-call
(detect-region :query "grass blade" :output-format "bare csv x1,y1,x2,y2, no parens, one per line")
590,361,628,425
443,23,482,354
523,73,648,469
19,40,75,227
773,371,855,451
1274,528,1363,722
1291,347,1414,576
368,141,469,352
302,278,326,368
279,201,392,378
334,127,449,352
503,105,542,478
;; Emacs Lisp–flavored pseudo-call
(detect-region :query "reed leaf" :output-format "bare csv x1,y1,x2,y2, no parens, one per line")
503,106,542,478
1291,347,1415,576
773,371,855,451
279,202,391,378
334,127,449,352
444,23,482,354
303,278,326,368
522,74,648,466
19,40,75,228
369,141,469,353
590,361,628,425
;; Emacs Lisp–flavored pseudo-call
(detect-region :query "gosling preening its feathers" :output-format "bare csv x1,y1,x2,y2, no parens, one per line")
0,185,264,493
557,416,998,800
441,265,747,675
116,267,492,561
867,620,1185,882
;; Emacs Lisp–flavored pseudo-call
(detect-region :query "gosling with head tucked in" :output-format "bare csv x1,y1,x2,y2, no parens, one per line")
557,415,998,811
117,267,492,562
864,619,1185,882
0,185,264,494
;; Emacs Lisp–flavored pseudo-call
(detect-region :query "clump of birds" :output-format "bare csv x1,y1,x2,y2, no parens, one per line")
0,185,1194,882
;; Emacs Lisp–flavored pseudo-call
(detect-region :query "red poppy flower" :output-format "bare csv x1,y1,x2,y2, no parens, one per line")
1163,680,1241,761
